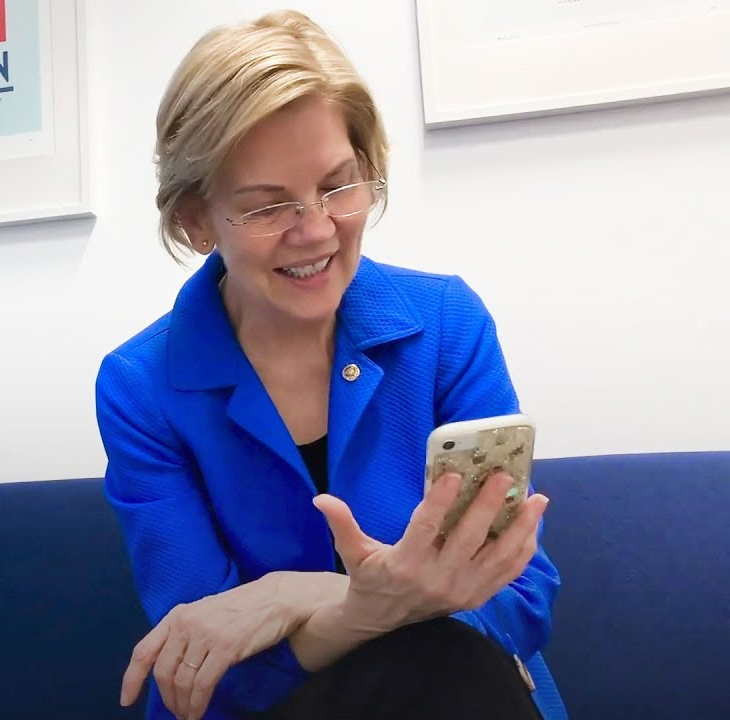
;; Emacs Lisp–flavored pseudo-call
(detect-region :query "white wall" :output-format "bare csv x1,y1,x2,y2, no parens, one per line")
1,0,728,483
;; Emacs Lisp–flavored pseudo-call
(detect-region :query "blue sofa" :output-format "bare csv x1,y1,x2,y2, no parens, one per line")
2,452,729,719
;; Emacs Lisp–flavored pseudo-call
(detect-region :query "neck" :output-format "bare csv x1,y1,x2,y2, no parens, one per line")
221,276,335,363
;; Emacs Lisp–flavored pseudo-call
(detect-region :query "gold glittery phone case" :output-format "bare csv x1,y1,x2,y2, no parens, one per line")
425,415,536,542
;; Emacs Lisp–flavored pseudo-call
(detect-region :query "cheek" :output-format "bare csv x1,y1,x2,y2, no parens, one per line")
337,216,367,248
216,235,277,283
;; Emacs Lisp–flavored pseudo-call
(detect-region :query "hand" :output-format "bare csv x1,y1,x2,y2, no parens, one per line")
120,571,348,720
314,471,548,636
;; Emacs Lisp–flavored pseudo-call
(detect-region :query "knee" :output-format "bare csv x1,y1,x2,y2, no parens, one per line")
360,616,504,671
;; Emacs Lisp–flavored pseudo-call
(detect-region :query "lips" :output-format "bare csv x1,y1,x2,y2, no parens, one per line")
276,254,334,279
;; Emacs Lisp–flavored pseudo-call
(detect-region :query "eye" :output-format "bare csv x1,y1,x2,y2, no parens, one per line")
249,205,281,219
323,173,359,191
326,179,360,192
241,200,284,214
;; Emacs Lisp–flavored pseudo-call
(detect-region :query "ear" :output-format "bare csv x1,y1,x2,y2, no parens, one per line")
174,193,216,255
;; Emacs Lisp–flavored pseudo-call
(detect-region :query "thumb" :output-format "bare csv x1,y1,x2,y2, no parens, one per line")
313,494,381,570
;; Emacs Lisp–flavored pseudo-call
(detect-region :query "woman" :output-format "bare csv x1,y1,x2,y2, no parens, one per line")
96,10,565,720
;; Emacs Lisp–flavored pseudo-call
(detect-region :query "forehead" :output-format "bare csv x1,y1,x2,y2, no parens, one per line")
219,96,355,189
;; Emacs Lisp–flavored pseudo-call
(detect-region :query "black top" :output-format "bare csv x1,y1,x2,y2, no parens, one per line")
297,435,346,575
298,435,329,496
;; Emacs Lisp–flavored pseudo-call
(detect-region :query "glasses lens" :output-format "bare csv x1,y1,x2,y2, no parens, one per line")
242,203,298,235
324,181,383,218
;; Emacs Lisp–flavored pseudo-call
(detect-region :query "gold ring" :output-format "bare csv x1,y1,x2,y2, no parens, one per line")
182,660,201,670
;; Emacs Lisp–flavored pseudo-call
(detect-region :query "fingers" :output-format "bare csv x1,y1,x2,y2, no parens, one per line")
473,493,548,573
186,650,231,720
152,628,189,717
120,618,170,707
441,471,514,563
313,494,381,570
398,472,462,554
446,494,548,609
174,638,209,720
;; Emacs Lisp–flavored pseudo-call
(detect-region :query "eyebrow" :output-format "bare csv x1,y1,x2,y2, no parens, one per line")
233,158,357,195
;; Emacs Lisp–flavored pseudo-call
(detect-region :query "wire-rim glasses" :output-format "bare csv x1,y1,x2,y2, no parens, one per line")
225,178,387,238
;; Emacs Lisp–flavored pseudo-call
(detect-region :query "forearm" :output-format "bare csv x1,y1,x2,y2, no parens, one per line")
247,570,350,632
276,570,388,672
180,571,352,713
288,599,388,671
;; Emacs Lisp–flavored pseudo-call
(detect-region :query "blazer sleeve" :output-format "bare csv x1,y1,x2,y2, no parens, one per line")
96,352,307,717
434,276,561,662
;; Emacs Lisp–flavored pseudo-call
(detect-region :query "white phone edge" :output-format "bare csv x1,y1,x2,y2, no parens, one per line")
424,413,535,491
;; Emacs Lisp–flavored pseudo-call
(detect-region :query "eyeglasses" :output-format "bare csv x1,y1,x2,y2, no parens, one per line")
225,177,387,238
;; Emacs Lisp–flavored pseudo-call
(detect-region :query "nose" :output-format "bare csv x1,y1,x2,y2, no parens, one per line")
286,201,335,244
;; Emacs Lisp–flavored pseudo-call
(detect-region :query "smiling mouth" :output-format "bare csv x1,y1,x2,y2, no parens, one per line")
276,255,333,279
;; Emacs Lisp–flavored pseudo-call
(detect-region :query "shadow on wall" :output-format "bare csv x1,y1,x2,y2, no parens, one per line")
421,91,730,152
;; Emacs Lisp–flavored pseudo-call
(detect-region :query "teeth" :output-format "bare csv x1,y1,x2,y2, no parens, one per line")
281,256,331,279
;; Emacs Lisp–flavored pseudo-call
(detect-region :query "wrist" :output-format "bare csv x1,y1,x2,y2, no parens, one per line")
332,595,403,639
334,586,413,638
290,599,386,671
268,571,350,624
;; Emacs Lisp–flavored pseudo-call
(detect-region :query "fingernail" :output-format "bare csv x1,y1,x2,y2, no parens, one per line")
443,473,461,491
119,692,129,707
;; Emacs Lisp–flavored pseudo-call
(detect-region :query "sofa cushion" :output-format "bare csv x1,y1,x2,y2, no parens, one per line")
3,452,729,719
534,452,730,720
0,478,149,720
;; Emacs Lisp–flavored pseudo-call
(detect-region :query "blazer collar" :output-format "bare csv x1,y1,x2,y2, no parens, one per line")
337,256,423,350
167,252,423,391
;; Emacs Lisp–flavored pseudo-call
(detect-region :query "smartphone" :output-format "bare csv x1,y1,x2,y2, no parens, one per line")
425,414,536,542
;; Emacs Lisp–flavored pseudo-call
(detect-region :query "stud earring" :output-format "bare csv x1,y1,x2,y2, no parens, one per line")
202,240,209,248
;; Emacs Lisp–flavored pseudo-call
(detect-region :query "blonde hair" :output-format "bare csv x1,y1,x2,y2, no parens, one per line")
154,10,389,262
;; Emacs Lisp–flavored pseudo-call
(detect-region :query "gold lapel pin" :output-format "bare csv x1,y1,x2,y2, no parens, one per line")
342,364,361,382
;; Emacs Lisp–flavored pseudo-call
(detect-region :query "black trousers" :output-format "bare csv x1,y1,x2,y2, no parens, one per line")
258,617,542,720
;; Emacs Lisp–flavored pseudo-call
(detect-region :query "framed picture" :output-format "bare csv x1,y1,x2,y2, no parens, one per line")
0,0,92,226
416,0,730,128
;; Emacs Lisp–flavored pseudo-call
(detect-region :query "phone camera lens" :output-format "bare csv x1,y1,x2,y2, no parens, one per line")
442,440,455,450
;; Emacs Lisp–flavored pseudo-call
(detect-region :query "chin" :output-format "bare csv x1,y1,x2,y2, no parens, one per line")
270,256,356,324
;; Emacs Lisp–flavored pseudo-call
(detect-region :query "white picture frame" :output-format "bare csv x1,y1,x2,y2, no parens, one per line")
0,0,93,226
416,1,730,129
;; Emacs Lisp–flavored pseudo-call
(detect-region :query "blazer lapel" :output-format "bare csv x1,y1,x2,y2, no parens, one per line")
167,252,309,481
328,258,423,485
328,328,384,484
226,359,310,482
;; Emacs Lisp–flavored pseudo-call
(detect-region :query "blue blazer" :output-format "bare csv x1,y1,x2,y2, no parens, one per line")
96,252,567,719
